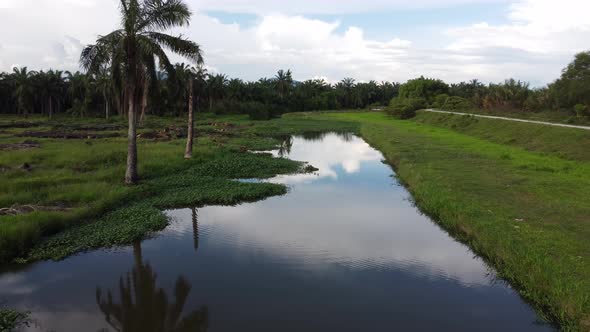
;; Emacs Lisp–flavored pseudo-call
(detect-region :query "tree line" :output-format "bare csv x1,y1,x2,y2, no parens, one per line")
386,52,590,119
2,51,589,120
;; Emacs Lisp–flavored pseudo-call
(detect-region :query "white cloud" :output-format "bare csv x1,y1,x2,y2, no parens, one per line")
0,0,588,85
191,0,508,14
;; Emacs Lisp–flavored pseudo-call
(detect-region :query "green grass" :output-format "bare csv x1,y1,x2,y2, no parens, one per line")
0,114,357,263
0,309,29,332
292,111,590,331
414,111,590,162
448,107,590,126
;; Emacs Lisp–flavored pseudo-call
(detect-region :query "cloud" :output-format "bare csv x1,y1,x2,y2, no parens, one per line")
0,0,588,85
191,0,508,14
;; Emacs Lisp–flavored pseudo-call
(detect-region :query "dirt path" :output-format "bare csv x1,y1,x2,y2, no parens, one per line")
423,109,590,131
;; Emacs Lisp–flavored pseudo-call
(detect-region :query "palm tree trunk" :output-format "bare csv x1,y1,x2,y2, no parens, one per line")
125,85,139,185
209,97,213,112
139,80,148,127
104,93,110,120
184,79,194,159
48,97,53,120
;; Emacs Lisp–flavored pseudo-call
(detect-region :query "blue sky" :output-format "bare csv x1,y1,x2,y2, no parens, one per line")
0,0,588,86
206,2,510,47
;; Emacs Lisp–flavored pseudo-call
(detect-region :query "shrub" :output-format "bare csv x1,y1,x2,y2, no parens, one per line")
387,97,426,119
442,96,473,111
211,100,242,115
242,102,272,120
574,104,588,118
432,94,449,108
399,77,449,103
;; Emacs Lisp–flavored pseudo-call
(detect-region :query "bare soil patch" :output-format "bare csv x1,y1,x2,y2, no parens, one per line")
0,204,71,216
0,140,41,151
16,131,120,139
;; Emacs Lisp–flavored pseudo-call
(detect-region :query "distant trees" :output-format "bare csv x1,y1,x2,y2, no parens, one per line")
550,51,590,109
398,77,449,104
1,50,590,123
12,67,37,116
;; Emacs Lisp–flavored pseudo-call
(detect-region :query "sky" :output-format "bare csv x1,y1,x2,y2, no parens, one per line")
0,0,589,86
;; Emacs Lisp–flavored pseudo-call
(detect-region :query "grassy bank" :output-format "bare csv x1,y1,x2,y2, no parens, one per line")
0,114,357,263
414,111,590,162
445,107,590,126
291,111,589,330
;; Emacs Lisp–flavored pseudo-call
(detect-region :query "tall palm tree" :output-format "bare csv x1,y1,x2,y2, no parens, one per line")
274,69,292,100
65,71,90,117
206,74,227,112
12,67,37,116
80,0,203,184
183,65,207,159
95,67,114,119
46,70,65,119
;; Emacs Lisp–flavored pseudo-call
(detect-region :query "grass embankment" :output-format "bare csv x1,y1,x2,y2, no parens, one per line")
293,111,589,330
0,114,357,263
446,107,590,126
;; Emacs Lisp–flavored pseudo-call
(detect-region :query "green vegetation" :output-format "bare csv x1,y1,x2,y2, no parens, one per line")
288,111,588,330
0,114,357,264
412,111,590,161
0,309,29,331
386,97,426,119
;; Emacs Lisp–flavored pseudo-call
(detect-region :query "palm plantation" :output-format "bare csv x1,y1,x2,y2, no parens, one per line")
80,0,203,184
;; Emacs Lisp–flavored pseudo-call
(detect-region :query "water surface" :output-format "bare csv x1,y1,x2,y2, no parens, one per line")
0,133,552,331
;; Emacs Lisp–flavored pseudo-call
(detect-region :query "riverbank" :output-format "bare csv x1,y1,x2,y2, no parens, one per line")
294,111,589,330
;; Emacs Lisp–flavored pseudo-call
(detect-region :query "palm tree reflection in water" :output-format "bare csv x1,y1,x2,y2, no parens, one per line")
277,136,293,158
96,236,208,332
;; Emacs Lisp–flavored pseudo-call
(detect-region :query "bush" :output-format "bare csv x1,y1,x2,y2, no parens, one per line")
241,102,273,120
432,94,449,108
574,104,588,118
442,96,473,111
211,100,243,115
387,97,427,119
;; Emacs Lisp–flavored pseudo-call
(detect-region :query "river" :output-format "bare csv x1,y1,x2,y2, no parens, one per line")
0,133,552,331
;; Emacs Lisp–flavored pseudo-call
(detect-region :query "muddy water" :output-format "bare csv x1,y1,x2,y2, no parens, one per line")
0,133,552,331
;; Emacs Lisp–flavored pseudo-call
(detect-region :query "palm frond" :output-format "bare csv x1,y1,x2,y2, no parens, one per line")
139,0,191,32
80,30,125,74
137,35,175,78
145,32,203,64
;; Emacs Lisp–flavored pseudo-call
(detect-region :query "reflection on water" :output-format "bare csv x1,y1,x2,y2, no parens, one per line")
96,242,208,332
0,133,552,331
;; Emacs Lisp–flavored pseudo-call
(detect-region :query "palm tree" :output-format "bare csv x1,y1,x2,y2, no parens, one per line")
0,73,15,114
65,71,90,117
206,74,227,112
45,70,65,119
80,0,203,184
12,67,37,116
274,69,292,100
227,78,244,100
95,67,114,119
183,65,207,159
